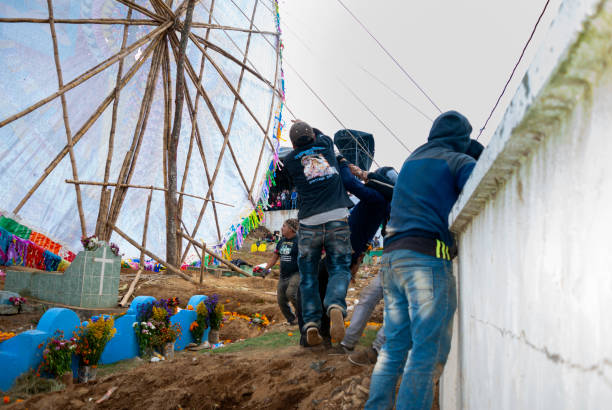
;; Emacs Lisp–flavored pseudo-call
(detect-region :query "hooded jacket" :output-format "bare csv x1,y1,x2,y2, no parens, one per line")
385,111,476,249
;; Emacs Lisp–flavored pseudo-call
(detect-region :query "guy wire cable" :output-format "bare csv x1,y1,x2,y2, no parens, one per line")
477,0,551,140
272,3,421,151
360,66,433,123
337,77,412,153
335,0,442,114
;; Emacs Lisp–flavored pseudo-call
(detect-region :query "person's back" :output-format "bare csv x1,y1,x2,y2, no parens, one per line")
385,111,475,253
366,111,476,410
283,132,352,221
283,121,353,347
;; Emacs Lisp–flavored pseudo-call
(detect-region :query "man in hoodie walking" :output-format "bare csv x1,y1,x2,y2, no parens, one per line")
365,111,476,410
283,121,354,346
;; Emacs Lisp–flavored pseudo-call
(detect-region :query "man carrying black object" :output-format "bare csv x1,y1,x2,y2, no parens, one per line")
283,121,353,346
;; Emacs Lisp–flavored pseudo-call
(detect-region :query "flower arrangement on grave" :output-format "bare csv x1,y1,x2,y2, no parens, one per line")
167,296,180,314
81,235,100,251
109,242,121,257
0,331,16,343
133,321,156,357
74,316,116,367
205,294,224,343
134,299,181,357
189,301,208,344
8,296,26,313
38,332,77,378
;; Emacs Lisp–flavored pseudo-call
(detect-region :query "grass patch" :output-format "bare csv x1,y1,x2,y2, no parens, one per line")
3,371,64,399
358,328,379,348
96,357,144,378
209,326,381,354
209,330,300,354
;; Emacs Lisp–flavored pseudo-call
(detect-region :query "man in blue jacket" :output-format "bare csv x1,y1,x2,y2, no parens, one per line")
283,121,354,346
365,111,476,410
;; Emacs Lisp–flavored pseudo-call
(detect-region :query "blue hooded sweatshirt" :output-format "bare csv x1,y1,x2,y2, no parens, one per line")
385,111,476,250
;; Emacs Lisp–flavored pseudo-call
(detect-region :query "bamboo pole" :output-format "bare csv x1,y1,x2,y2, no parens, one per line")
161,40,172,254
95,189,111,238
97,8,133,236
12,28,160,215
114,0,164,22
46,0,87,237
110,224,195,283
166,0,197,267
0,20,172,128
149,0,175,18
178,231,252,277
65,180,233,206
118,188,153,306
105,39,165,240
119,269,141,307
199,242,205,284
0,18,158,25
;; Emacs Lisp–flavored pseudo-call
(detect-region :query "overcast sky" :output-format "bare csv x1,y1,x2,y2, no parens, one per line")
275,0,560,170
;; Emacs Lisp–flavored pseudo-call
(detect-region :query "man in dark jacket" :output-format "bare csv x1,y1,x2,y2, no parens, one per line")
283,121,354,346
365,111,476,410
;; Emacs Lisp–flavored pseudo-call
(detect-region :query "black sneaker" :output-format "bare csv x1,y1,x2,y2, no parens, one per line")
348,348,378,366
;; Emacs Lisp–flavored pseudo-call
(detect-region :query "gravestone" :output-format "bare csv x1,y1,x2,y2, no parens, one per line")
0,307,80,391
4,243,120,308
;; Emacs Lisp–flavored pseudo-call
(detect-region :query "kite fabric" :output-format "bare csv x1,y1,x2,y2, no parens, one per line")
0,0,283,258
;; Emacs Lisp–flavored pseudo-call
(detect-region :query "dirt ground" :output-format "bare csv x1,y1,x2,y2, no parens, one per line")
0,235,441,409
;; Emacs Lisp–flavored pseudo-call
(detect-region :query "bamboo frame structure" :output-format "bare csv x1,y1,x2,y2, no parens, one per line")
64,180,234,206
0,0,282,285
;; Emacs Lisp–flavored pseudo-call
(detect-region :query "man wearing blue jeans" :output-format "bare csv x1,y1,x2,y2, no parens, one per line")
283,121,354,346
365,111,476,410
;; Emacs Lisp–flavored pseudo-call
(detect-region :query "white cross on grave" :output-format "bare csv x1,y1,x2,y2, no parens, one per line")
94,247,114,296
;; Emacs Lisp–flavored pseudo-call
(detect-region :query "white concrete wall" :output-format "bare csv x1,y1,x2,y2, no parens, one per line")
262,210,298,233
442,1,612,408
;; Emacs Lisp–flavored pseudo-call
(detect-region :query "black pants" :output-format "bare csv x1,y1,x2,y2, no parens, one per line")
296,260,331,346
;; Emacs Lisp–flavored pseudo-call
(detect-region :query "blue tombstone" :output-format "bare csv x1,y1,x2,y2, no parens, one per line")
0,308,80,391
99,296,155,365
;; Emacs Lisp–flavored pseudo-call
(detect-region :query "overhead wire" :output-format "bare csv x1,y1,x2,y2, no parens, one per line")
337,77,412,153
272,6,413,154
476,0,551,140
359,66,433,123
335,0,442,114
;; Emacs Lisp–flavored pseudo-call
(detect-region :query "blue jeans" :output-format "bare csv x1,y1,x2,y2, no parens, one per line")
365,249,456,410
298,219,352,331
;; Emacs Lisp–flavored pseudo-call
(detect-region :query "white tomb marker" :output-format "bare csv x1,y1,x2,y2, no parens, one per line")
94,247,114,296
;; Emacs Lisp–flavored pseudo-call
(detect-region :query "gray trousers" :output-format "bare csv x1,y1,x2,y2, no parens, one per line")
277,273,300,323
341,273,386,352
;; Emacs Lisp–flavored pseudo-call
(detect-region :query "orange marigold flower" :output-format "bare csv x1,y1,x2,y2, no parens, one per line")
187,305,194,310
3,396,9,404
288,332,293,336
